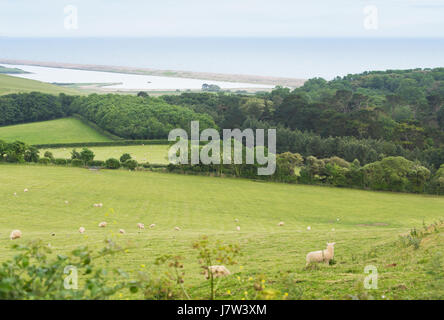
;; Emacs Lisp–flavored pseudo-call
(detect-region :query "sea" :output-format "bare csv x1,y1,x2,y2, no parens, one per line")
1,37,444,80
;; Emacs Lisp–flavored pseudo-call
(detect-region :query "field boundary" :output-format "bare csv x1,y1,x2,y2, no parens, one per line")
33,139,170,148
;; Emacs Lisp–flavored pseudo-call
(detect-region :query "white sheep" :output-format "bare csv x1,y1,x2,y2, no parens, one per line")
174,226,181,231
204,265,231,279
24,188,28,192
13,192,17,196
65,200,69,204
278,221,285,226
119,229,125,234
236,226,241,231
137,223,145,229
10,230,22,240
149,224,156,229
98,222,107,228
307,226,311,231
79,227,85,233
306,242,336,266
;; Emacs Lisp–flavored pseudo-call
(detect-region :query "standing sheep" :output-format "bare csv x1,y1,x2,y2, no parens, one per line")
98,222,107,228
10,230,22,240
306,242,336,266
137,223,145,229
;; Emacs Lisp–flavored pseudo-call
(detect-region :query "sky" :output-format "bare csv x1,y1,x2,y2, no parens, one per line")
1,0,444,38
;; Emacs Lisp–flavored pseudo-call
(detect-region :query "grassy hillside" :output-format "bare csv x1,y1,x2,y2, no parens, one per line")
40,144,169,164
0,165,442,299
0,74,81,95
0,118,112,144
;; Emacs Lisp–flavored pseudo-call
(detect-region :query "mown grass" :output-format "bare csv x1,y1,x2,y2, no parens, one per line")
0,118,112,145
0,74,81,96
40,144,170,164
0,164,443,299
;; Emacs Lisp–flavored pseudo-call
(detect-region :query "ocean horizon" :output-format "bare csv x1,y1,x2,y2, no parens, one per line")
1,37,444,80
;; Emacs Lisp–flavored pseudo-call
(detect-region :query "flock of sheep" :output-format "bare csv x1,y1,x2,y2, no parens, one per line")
8,188,337,276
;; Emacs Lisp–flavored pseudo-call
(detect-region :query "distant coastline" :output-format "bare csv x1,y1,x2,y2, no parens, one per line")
0,59,306,88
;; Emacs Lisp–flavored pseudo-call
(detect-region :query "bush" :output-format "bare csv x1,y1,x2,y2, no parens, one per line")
38,157,51,165
71,159,84,167
44,151,54,160
123,159,138,171
54,158,68,165
0,240,138,300
80,148,95,163
105,158,121,169
120,153,132,163
362,156,430,193
87,160,105,167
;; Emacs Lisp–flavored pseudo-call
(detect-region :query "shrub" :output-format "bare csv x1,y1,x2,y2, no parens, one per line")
38,157,51,165
123,159,138,171
0,239,138,300
120,153,132,163
55,158,68,165
80,148,95,163
87,160,105,167
44,151,54,160
105,158,121,169
71,159,84,167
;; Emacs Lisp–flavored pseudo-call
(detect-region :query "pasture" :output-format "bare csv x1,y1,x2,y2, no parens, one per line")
0,118,112,145
0,164,443,299
0,74,81,96
40,144,170,164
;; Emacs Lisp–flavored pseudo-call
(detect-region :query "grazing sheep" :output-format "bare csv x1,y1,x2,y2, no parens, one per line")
24,188,28,192
119,229,125,234
236,226,241,231
234,218,239,222
137,223,145,229
10,230,22,240
13,192,17,196
149,224,156,229
278,221,285,226
307,226,311,231
204,265,231,279
98,203,103,207
79,227,85,233
174,226,181,231
64,200,69,204
98,222,107,228
306,242,336,266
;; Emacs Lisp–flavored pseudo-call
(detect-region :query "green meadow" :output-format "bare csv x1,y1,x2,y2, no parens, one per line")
40,144,170,164
0,74,81,96
0,118,112,145
0,164,443,299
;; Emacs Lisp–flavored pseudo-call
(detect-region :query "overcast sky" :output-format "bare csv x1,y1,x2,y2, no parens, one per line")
1,0,444,37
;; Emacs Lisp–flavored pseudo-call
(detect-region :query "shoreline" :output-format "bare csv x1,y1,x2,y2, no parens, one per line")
0,59,306,88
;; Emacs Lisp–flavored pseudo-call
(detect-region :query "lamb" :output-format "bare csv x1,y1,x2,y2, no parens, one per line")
306,242,336,266
149,224,156,229
98,222,107,228
203,265,231,279
10,230,22,240
79,227,85,233
137,223,145,229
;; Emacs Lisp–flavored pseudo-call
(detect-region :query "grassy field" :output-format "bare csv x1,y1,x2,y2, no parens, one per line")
0,118,113,145
41,144,170,164
0,164,443,299
0,74,81,95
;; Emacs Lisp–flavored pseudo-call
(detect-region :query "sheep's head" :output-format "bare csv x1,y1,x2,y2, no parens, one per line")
327,242,336,247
